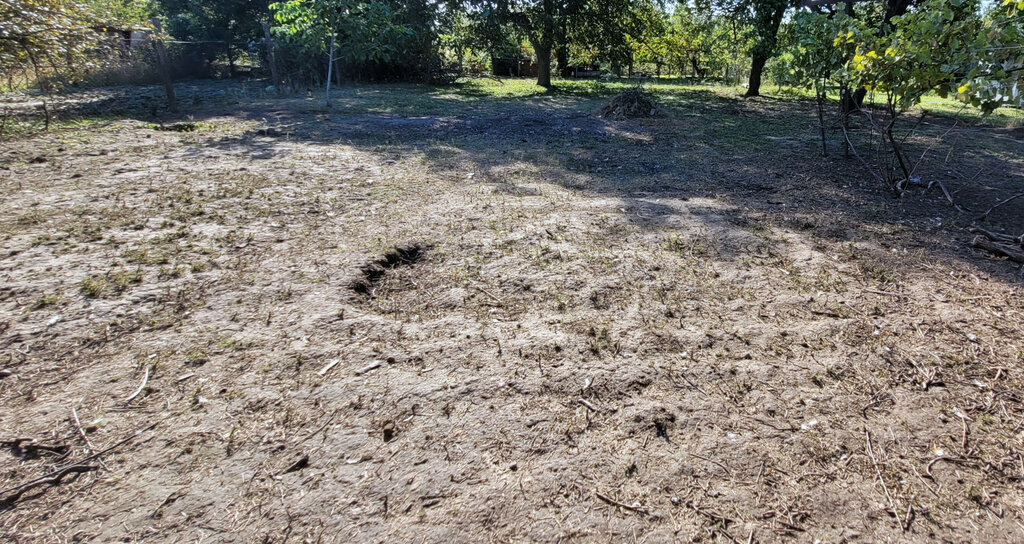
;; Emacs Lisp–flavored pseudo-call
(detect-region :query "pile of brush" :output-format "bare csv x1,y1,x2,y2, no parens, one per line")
598,89,662,119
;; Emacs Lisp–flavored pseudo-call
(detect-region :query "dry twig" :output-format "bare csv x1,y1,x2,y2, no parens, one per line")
124,366,150,403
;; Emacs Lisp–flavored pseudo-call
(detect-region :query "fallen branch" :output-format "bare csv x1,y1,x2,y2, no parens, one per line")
969,225,1021,245
0,465,99,505
926,179,965,213
971,236,1024,263
977,192,1024,222
0,421,156,505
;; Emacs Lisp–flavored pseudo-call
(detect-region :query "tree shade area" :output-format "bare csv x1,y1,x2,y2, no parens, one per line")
3,1,1024,543
1,0,1021,101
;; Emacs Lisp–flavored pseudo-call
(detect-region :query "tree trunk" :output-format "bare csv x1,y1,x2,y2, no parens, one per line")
262,23,281,96
556,46,569,77
536,45,552,88
745,0,786,97
745,54,768,97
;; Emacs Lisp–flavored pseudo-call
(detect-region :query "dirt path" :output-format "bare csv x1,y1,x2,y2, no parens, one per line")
1,84,1023,543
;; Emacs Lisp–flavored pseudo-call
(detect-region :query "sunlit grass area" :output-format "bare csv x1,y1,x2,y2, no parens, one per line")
763,83,1024,127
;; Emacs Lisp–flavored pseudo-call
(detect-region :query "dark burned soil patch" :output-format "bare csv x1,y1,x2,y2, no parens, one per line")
350,242,429,296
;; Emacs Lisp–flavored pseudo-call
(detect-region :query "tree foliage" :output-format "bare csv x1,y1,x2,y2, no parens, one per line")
271,0,410,65
667,1,749,79
777,0,1023,191
0,0,106,87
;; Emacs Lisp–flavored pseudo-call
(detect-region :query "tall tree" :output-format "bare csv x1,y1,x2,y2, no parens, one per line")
477,0,644,88
743,0,789,96
480,0,573,87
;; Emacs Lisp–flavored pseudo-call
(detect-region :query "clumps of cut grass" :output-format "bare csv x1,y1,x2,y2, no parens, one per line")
860,261,901,285
80,269,143,298
158,265,186,280
665,231,717,259
123,248,172,265
80,276,107,298
29,293,60,310
152,122,201,132
184,347,209,366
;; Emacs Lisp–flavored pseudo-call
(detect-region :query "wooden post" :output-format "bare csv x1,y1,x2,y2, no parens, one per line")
325,34,336,107
261,23,281,96
150,18,177,113
41,101,50,131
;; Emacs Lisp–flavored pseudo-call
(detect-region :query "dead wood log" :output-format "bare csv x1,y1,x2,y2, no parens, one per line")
972,236,1024,263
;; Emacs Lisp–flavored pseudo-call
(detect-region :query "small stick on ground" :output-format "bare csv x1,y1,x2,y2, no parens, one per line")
866,429,910,531
571,481,652,517
927,179,965,213
864,288,904,298
124,366,150,403
959,414,969,451
594,490,651,515
70,406,108,470
317,359,340,377
924,456,976,480
577,398,602,413
473,285,504,305
689,452,734,477
687,501,739,543
355,361,382,375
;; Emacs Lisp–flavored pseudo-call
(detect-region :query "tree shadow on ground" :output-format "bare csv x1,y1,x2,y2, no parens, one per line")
59,80,1022,282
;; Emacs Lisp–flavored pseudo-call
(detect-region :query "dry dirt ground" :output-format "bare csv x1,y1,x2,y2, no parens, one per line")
1,80,1024,543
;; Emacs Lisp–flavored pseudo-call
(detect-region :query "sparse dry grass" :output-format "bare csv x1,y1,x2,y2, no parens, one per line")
0,80,1022,543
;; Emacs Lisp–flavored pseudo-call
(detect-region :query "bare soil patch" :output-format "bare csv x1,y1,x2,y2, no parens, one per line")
1,81,1023,543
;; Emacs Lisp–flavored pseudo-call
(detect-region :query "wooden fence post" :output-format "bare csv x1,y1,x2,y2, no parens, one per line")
262,23,282,96
325,34,335,107
150,18,177,113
